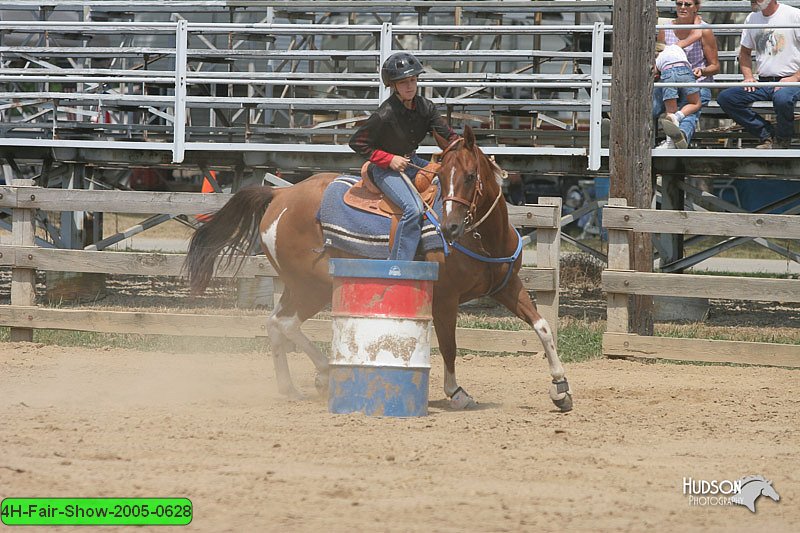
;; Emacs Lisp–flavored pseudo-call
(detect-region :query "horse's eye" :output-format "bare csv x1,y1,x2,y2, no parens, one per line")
465,173,477,184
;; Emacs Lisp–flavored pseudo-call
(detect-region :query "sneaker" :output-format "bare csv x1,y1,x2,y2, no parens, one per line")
756,137,773,149
675,131,688,149
659,113,683,141
655,138,676,149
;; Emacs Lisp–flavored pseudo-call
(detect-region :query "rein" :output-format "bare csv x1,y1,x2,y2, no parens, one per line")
463,185,503,234
449,228,522,297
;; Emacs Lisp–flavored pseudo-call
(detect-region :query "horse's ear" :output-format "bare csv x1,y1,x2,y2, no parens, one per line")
463,124,476,149
433,130,450,150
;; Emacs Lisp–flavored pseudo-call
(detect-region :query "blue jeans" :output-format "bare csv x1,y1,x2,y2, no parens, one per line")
659,65,700,101
370,154,429,261
717,85,800,141
653,86,711,144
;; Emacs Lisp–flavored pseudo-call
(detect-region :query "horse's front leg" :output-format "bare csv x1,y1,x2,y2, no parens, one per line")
432,294,477,410
492,274,573,412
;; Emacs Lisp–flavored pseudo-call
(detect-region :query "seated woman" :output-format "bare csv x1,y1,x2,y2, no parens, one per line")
653,0,719,149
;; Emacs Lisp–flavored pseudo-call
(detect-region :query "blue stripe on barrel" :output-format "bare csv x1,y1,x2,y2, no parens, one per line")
328,366,430,417
329,258,439,280
328,259,438,417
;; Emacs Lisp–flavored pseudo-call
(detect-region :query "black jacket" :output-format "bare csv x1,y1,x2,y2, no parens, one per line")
349,93,457,164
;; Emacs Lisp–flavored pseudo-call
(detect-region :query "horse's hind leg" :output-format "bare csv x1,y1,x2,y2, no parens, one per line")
492,275,573,412
266,284,331,397
266,299,304,399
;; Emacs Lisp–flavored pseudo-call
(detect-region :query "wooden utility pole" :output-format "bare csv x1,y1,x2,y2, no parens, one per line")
609,0,655,335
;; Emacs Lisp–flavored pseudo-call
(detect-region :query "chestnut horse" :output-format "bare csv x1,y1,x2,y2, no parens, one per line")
185,125,572,411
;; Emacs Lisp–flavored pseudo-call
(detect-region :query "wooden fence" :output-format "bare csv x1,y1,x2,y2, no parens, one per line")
0,181,562,353
602,198,800,367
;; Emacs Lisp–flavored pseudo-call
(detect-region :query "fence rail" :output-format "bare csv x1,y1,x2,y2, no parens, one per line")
0,183,561,353
602,198,800,368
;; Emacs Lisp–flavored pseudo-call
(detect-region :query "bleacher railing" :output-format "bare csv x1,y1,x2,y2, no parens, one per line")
3,20,800,171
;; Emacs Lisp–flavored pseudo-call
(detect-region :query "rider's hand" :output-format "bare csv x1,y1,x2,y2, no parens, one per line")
389,155,410,172
743,75,757,92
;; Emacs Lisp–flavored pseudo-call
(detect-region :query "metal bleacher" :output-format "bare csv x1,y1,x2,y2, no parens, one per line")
1,0,798,272
0,0,617,186
2,0,800,185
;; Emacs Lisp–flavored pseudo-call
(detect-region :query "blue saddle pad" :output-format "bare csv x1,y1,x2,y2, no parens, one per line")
317,175,444,259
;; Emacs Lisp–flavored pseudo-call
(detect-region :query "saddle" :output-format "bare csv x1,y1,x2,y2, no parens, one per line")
343,161,441,218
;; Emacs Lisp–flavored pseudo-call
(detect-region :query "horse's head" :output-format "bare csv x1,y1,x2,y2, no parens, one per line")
761,480,781,502
434,125,506,242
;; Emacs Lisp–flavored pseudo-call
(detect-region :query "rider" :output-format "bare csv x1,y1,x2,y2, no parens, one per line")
349,52,458,261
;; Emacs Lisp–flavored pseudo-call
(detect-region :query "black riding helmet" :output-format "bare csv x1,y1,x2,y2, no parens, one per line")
380,52,424,87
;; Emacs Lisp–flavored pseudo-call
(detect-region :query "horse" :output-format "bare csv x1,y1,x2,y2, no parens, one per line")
184,125,573,412
731,475,780,513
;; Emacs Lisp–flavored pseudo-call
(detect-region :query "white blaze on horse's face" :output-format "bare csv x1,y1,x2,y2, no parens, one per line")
261,207,287,268
444,166,457,218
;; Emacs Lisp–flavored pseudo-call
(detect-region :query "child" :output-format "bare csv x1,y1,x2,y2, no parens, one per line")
349,52,458,261
655,22,704,149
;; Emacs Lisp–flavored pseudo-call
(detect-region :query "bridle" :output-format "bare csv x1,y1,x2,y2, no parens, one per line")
424,136,522,297
437,137,503,234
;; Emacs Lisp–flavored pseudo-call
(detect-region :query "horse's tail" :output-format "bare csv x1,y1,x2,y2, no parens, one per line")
185,185,275,294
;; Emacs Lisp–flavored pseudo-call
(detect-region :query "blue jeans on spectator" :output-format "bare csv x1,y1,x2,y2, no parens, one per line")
370,153,429,261
653,86,711,145
717,85,800,142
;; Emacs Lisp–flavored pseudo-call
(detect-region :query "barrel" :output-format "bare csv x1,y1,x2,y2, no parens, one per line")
328,259,439,417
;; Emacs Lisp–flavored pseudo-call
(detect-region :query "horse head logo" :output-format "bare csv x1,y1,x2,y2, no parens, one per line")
731,475,780,513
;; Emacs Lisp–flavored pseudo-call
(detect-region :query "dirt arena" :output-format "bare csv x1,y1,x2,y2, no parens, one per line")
1,343,797,532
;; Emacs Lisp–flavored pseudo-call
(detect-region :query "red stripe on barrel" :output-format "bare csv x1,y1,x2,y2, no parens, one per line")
332,278,434,319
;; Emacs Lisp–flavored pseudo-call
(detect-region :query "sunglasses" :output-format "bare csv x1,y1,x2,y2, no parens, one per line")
676,2,694,6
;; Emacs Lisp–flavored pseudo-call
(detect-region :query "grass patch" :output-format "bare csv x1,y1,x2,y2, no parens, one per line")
654,323,800,345
456,313,525,331
557,318,604,362
0,327,270,354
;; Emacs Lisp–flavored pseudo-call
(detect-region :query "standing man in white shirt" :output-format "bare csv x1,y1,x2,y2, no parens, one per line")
717,0,800,148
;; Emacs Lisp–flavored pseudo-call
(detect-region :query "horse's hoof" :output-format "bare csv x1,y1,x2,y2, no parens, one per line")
314,372,329,394
450,387,477,410
549,379,573,412
553,393,573,412
280,387,305,401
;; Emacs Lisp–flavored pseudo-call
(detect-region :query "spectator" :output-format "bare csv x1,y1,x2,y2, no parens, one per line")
653,0,720,149
656,42,703,148
717,0,800,149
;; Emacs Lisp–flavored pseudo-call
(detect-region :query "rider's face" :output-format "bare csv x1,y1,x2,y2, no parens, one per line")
392,76,418,103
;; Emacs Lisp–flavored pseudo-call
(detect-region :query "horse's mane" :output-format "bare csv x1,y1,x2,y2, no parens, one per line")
739,475,770,486
473,145,507,186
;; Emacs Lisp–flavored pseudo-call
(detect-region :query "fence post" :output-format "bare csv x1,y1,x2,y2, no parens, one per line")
587,21,604,171
173,19,188,163
378,22,393,104
605,198,631,334
536,197,561,345
10,179,36,342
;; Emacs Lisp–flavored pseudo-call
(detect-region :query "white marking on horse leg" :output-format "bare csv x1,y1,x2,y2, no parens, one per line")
260,207,287,268
443,167,457,217
533,317,564,382
279,313,329,373
265,302,301,398
444,367,458,397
